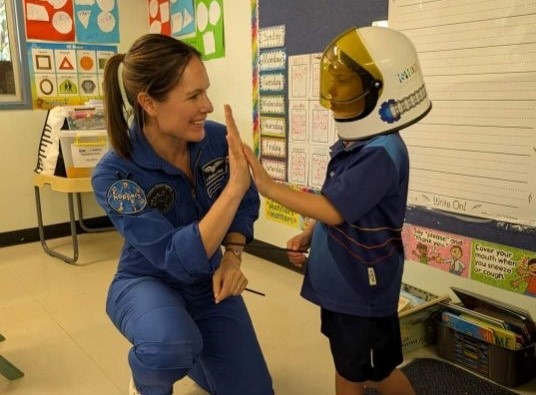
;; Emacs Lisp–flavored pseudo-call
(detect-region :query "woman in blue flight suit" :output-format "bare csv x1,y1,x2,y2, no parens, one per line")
92,34,273,395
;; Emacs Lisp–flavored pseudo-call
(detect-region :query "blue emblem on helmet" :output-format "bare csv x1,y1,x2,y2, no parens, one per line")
107,179,147,214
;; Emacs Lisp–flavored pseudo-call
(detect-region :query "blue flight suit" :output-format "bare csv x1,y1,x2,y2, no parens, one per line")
92,121,273,395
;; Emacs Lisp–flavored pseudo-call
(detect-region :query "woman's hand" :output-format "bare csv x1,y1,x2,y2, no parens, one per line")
212,252,249,303
225,105,251,196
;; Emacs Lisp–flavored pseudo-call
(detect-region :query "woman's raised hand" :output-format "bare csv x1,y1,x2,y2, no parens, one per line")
224,105,251,196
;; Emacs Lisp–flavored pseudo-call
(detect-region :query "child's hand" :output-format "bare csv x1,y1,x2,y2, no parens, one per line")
242,144,273,196
286,232,311,268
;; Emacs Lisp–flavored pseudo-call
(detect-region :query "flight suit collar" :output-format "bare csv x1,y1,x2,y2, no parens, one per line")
129,122,205,174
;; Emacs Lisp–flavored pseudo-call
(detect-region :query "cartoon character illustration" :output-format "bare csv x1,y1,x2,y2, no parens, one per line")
511,257,536,295
441,245,465,276
411,242,439,265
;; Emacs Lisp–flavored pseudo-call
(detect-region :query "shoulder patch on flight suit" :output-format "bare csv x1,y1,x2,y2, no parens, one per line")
147,183,175,213
107,179,147,214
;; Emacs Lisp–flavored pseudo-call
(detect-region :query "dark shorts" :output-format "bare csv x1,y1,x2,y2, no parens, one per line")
321,308,403,382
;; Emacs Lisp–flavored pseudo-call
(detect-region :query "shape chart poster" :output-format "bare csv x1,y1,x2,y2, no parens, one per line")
27,42,116,109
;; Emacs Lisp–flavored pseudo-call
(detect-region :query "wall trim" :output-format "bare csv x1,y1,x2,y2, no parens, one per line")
0,216,112,248
0,220,304,274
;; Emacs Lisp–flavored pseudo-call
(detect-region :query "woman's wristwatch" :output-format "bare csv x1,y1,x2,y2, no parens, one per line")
225,248,242,261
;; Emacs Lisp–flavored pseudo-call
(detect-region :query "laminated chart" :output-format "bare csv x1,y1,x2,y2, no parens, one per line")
28,42,116,109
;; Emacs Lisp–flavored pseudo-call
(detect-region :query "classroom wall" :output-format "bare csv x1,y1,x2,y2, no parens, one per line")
0,0,255,234
1,0,534,318
0,0,147,235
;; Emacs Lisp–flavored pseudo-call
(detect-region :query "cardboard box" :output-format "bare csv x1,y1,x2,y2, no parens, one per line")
59,129,108,178
399,283,450,354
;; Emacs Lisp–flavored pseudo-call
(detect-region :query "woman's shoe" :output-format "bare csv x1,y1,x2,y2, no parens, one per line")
129,377,141,395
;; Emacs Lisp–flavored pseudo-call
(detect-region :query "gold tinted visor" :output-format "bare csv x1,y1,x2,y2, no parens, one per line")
319,29,382,116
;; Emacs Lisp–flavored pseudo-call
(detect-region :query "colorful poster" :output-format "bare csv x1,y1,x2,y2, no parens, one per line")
471,241,536,298
402,224,472,278
170,0,195,37
176,0,225,60
265,198,300,228
74,0,120,43
402,223,536,298
27,42,116,109
147,0,172,36
25,0,76,42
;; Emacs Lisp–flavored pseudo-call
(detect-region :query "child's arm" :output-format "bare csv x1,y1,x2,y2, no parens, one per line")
244,145,344,225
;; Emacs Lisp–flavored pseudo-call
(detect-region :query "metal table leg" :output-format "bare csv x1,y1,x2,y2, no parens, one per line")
34,186,79,264
75,193,114,233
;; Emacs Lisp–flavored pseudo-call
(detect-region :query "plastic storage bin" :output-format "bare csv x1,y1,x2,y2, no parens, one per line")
437,287,536,387
59,129,108,178
437,321,536,387
398,283,450,353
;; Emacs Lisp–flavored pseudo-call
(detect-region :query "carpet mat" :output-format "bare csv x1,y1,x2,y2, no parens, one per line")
365,358,519,395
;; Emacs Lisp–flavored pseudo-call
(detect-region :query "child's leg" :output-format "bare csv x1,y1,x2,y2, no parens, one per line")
365,368,415,395
335,371,366,395
335,368,415,395
322,309,414,395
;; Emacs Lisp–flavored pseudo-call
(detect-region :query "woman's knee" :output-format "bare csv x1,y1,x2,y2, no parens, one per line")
131,308,203,371
134,335,203,370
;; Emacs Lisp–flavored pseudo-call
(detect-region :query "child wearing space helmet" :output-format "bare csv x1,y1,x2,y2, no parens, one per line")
244,26,431,395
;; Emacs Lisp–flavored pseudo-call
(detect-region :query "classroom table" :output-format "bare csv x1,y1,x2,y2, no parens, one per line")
32,173,113,264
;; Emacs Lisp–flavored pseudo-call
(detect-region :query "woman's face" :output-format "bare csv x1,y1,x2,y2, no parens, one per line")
145,56,214,142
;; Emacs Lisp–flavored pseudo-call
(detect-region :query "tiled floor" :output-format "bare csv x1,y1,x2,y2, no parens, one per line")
0,231,534,394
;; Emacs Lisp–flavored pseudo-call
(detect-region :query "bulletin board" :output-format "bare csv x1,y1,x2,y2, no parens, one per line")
257,0,388,56
253,0,388,225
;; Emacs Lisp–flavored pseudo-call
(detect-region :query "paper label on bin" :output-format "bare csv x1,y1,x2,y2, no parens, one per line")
71,143,107,167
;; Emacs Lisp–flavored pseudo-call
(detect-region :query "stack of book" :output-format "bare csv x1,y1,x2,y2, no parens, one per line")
441,287,535,351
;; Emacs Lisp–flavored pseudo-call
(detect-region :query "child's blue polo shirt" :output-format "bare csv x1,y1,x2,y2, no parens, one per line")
301,133,409,317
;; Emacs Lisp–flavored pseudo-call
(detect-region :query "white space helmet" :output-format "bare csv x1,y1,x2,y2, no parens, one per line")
320,26,432,140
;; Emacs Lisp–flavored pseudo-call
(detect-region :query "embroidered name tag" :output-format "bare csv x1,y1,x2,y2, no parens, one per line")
107,179,147,214
202,157,227,198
